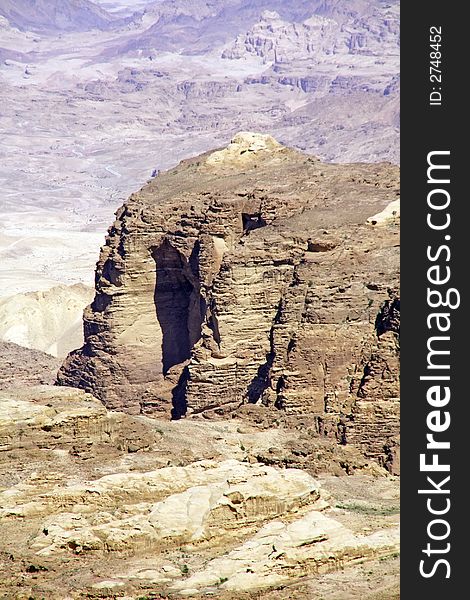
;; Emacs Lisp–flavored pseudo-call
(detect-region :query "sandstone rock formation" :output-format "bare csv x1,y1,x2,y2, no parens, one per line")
0,385,158,459
0,385,399,598
24,460,325,556
58,133,400,472
172,511,398,595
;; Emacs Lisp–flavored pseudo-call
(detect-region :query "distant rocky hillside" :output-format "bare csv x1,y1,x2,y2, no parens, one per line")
89,0,399,163
0,284,94,358
222,11,343,62
108,0,399,57
0,342,59,389
223,5,399,63
0,0,115,32
58,133,400,472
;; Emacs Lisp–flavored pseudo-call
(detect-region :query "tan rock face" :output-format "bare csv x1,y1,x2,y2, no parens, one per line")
57,133,400,471
172,511,399,595
0,385,158,457
0,386,399,598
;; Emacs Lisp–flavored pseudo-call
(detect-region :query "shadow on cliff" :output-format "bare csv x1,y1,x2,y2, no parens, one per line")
152,240,205,373
170,365,190,420
152,239,205,419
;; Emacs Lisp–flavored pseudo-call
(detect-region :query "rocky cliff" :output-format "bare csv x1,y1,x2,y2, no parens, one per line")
222,11,341,63
222,6,399,63
58,132,400,471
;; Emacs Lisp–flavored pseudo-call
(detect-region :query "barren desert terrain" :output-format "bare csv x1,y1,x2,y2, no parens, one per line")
1,0,399,348
0,2,400,598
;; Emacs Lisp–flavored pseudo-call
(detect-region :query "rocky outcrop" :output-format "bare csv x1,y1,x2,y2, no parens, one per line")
58,132,400,470
23,460,324,556
222,11,341,63
222,5,399,63
0,385,158,457
0,386,399,598
172,511,398,594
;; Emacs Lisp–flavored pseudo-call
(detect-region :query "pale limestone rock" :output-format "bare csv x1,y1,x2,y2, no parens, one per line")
206,132,283,166
172,510,399,593
92,580,125,589
0,384,400,597
28,460,322,555
366,199,400,225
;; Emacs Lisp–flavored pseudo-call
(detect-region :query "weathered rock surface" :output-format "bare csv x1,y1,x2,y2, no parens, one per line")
23,460,324,556
0,342,59,389
222,5,399,64
0,386,399,599
0,386,159,466
172,511,398,595
57,132,400,471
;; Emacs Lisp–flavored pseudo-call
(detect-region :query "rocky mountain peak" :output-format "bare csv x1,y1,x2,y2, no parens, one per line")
206,131,284,166
259,10,282,21
57,135,400,472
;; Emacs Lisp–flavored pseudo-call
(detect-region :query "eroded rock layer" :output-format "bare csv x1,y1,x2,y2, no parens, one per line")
58,133,400,470
0,387,399,598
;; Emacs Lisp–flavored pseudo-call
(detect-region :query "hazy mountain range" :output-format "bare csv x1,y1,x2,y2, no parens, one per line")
0,0,116,32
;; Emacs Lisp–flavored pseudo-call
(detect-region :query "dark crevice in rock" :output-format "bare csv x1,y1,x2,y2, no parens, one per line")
242,212,267,235
188,239,201,278
101,259,123,286
338,421,348,445
90,292,112,314
246,354,275,404
207,302,221,347
356,362,371,399
152,240,204,375
171,365,189,420
245,298,283,405
375,296,400,336
274,375,287,410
